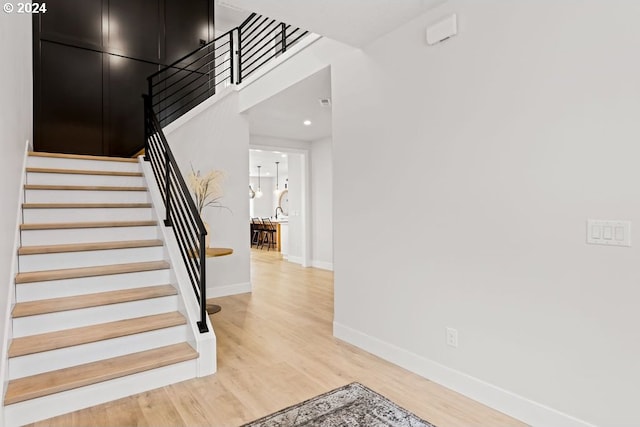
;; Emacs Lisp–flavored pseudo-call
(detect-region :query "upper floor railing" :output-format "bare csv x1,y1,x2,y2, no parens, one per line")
147,12,309,128
237,13,309,83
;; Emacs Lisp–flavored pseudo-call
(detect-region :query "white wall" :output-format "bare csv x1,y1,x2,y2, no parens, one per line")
0,12,32,412
250,176,275,218
310,137,333,270
164,91,251,297
332,2,640,427
238,36,355,112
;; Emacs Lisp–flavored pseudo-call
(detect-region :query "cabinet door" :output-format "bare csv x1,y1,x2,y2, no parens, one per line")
107,0,160,62
37,41,103,155
165,0,211,63
40,0,102,47
106,55,158,157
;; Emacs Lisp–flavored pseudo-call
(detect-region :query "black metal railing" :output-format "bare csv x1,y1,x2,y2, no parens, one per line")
237,13,309,83
142,12,308,334
147,12,308,128
148,31,234,128
143,95,209,333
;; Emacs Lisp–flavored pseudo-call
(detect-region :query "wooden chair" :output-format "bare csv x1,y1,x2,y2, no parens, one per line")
251,218,263,247
260,218,277,251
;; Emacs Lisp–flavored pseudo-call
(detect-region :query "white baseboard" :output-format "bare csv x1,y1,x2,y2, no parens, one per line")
333,322,595,427
287,255,303,265
311,260,333,271
207,282,251,298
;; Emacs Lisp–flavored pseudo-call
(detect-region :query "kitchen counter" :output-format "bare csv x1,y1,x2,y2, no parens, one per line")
251,219,288,252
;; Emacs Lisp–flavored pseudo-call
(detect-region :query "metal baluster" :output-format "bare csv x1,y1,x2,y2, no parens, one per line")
197,232,208,333
237,27,243,84
229,31,235,84
143,94,150,162
281,22,287,53
164,150,172,227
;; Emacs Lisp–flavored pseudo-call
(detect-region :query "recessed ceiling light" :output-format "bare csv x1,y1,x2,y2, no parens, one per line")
303,120,312,126
273,151,281,154
281,154,287,158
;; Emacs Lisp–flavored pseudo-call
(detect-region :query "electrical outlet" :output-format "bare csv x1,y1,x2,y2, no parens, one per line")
446,327,458,348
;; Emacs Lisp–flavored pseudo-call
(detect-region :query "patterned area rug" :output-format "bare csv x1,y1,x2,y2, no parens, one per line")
240,382,436,427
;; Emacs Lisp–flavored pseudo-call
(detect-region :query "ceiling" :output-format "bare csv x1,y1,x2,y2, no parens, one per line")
219,1,442,141
218,0,445,47
249,149,289,178
215,1,251,34
247,67,332,142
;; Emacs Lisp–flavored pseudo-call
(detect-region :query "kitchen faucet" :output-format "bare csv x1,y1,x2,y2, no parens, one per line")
275,206,284,219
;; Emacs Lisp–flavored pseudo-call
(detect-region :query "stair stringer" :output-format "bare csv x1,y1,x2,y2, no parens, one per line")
0,141,30,425
139,158,216,377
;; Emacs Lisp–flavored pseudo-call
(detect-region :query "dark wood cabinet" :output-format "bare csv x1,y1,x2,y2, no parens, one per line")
33,0,214,156
38,41,103,155
106,55,158,157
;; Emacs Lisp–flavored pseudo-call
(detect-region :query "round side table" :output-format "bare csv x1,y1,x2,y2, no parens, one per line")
204,247,233,314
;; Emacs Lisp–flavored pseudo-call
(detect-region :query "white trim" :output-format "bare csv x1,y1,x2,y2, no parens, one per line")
302,149,311,267
207,281,251,298
311,260,333,271
250,142,312,269
333,322,596,427
1,140,30,418
287,255,303,265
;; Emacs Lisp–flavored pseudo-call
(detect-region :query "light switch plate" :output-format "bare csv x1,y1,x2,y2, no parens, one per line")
587,219,631,247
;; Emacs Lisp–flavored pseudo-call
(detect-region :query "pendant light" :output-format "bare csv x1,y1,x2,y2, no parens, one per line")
255,166,263,198
274,161,280,194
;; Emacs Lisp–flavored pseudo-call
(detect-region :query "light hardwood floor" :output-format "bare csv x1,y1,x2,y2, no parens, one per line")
29,249,527,427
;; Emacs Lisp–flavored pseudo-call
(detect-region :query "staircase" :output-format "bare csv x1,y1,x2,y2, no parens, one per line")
4,152,201,426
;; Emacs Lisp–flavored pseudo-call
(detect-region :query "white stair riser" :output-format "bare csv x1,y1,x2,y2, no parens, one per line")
21,225,160,246
16,269,172,302
9,325,189,379
27,157,141,173
19,246,166,272
27,172,146,187
13,296,179,336
25,189,150,204
4,359,197,427
22,207,155,223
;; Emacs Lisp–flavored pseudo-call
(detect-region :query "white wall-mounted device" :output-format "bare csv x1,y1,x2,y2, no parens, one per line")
587,219,631,247
426,14,458,45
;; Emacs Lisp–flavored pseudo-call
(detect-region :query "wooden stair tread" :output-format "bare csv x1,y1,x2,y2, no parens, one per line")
15,261,170,284
26,167,143,177
4,343,197,405
23,202,152,209
12,284,176,318
9,311,185,357
20,220,157,230
24,184,147,191
19,239,163,255
28,151,139,163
